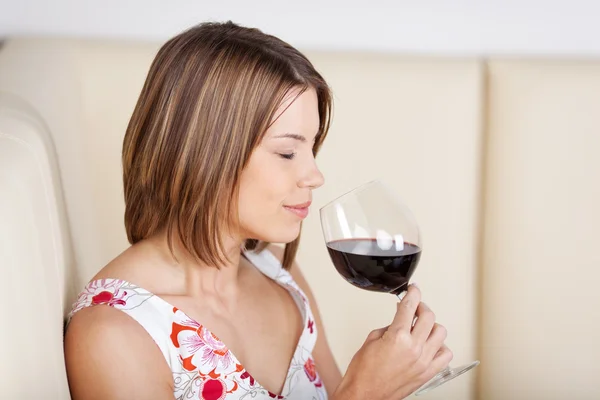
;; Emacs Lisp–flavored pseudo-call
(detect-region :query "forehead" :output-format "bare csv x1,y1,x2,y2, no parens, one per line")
263,88,320,140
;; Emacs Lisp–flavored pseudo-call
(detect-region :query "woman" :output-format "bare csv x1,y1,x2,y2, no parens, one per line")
64,21,452,400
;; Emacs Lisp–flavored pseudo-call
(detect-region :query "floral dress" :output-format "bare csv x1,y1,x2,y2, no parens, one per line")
67,249,327,400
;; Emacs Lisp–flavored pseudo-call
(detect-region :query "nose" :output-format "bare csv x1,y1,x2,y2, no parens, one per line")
299,159,325,189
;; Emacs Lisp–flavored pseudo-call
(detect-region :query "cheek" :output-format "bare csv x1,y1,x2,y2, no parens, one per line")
241,154,292,208
236,151,301,240
237,167,280,229
239,176,285,221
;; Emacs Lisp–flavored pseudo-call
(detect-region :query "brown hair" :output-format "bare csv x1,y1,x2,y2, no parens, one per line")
122,21,332,269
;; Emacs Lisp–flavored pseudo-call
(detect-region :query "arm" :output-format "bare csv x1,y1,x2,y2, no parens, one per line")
267,245,343,398
64,305,174,400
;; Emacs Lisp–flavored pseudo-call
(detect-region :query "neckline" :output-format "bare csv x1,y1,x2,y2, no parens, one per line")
151,278,309,397
77,249,310,398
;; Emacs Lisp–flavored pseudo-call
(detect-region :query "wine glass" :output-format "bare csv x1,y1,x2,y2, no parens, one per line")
319,179,479,396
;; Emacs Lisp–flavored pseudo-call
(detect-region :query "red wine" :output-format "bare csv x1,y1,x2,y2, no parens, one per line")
326,239,421,295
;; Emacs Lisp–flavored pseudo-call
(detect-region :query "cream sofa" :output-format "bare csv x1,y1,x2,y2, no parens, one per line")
0,38,598,400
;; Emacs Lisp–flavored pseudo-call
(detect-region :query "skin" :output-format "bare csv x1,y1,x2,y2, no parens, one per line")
64,87,452,400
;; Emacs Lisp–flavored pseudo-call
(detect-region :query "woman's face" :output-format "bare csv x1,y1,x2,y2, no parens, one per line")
237,87,324,244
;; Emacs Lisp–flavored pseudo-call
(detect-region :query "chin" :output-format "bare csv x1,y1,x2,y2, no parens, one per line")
253,226,301,245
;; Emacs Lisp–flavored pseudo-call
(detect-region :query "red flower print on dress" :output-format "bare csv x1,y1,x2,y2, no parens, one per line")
303,357,325,398
304,358,317,382
68,279,138,317
307,318,315,334
170,308,236,372
91,290,127,307
195,368,241,400
200,378,226,400
240,371,255,386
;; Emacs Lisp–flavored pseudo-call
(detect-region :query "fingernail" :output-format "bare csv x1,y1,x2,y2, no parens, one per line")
411,282,419,289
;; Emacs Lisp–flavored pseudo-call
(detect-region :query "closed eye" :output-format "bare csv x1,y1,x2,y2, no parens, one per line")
278,152,296,160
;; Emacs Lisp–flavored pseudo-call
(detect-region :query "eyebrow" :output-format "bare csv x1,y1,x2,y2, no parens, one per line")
272,133,307,142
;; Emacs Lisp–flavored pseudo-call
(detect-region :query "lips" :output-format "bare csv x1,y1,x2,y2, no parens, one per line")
286,201,312,209
284,201,311,219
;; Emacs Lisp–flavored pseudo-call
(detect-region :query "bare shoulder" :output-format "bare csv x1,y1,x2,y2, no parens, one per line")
88,241,165,290
65,241,174,398
65,303,173,399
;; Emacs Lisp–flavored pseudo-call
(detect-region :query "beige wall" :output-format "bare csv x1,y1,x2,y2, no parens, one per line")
478,60,600,400
298,53,484,400
0,38,598,399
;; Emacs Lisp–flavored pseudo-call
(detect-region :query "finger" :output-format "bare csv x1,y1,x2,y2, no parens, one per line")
421,323,447,361
413,345,453,388
390,284,421,332
430,344,453,373
411,302,436,343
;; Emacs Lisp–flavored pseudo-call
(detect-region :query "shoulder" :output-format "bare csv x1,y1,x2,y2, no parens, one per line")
64,305,174,399
64,242,175,399
86,240,170,294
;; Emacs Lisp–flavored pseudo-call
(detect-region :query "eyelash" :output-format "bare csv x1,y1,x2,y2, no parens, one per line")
278,152,296,160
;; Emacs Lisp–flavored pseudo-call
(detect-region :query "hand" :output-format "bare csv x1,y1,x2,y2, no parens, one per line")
333,284,453,400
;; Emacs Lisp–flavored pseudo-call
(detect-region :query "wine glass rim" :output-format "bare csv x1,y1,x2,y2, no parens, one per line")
319,179,382,212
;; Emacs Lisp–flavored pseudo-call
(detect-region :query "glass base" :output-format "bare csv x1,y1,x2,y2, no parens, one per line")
414,360,480,396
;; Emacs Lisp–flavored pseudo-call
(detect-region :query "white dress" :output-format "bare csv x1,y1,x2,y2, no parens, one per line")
67,249,328,400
